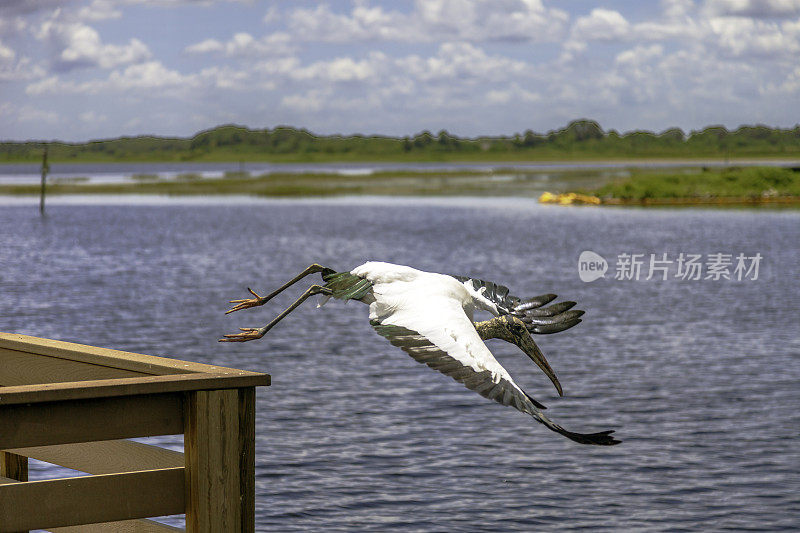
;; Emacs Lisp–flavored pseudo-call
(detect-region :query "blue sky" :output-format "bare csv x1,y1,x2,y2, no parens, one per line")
1,0,799,141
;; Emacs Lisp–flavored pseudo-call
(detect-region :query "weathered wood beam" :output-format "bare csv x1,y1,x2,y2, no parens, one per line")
8,439,183,475
0,372,269,406
0,393,183,449
0,467,185,531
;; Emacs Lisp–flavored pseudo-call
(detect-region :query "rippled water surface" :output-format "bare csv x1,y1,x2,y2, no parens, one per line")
2,196,798,531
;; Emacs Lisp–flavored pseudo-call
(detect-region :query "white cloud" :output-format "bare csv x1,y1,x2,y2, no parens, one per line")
17,105,60,124
0,0,62,17
414,0,569,42
704,0,800,18
399,42,527,83
763,65,800,93
37,12,151,71
292,54,382,83
708,15,800,56
79,110,107,122
572,8,630,41
0,41,15,63
614,45,666,103
185,38,224,54
281,89,331,112
616,44,664,66
286,0,568,43
486,83,541,105
288,4,414,42
25,75,59,95
27,60,197,95
662,0,696,19
262,6,279,24
561,8,632,62
77,0,123,21
185,32,295,57
198,65,262,90
0,40,45,82
106,60,195,89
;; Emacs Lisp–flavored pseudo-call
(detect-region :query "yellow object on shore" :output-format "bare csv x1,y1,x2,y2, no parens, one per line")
539,191,601,205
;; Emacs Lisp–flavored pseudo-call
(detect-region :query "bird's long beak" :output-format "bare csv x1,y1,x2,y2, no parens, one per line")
513,330,563,396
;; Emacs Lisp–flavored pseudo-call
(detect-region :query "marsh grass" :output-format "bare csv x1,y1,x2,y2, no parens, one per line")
584,166,800,201
0,169,561,197
131,173,160,181
2,166,797,206
175,172,202,181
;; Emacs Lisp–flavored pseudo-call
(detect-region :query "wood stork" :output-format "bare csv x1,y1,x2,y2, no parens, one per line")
221,262,619,446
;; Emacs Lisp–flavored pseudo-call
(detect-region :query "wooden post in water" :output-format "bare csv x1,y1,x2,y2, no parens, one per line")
39,147,49,216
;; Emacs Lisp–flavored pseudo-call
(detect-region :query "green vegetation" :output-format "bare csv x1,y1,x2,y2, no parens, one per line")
0,168,586,198
2,164,797,207
2,120,800,163
580,166,800,205
131,173,159,181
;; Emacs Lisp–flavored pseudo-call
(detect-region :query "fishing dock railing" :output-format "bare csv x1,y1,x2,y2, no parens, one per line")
0,332,270,532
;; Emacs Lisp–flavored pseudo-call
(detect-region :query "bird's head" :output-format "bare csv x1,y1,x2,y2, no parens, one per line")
478,315,563,397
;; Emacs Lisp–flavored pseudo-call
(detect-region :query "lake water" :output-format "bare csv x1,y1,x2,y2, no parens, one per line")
1,195,798,531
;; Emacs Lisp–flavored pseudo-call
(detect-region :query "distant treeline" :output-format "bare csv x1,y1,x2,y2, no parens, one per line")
2,119,800,163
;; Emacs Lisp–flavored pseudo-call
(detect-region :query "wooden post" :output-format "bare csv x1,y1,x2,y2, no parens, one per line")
39,147,49,216
238,387,256,532
185,389,251,532
0,453,27,533
0,451,27,482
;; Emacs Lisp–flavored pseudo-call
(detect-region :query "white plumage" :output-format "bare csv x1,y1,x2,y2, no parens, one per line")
354,262,512,377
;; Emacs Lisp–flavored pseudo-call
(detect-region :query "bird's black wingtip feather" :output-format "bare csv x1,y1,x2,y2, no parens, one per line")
565,429,621,446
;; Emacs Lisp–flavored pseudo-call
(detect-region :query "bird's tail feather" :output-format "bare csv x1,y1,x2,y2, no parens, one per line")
531,410,621,446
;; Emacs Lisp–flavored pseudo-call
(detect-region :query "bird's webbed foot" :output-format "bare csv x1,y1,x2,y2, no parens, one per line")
219,327,266,342
226,287,268,314
220,284,333,343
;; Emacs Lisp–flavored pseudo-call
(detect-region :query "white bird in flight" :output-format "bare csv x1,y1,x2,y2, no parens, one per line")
221,261,619,446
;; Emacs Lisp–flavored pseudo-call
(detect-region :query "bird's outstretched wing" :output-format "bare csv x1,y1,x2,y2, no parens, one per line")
370,298,619,446
453,275,584,334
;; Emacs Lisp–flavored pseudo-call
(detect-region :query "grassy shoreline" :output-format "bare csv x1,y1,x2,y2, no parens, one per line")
2,165,798,208
3,153,800,165
0,169,549,198
568,166,800,207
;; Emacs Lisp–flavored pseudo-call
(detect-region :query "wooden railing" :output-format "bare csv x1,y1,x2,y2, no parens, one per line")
0,332,270,532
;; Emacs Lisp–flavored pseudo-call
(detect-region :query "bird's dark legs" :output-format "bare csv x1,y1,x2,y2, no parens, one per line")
220,284,333,342
226,263,331,314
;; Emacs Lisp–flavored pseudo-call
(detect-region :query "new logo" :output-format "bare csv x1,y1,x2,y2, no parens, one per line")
578,251,608,282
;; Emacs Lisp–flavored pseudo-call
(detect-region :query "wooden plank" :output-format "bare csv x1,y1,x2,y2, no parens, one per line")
0,371,269,406
0,393,183,449
0,332,261,376
0,451,27,482
238,387,256,533
0,346,147,386
0,475,18,485
184,389,241,532
50,518,183,532
8,439,183,475
0,467,185,531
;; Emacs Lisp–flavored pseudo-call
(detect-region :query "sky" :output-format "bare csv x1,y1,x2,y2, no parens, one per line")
0,0,799,142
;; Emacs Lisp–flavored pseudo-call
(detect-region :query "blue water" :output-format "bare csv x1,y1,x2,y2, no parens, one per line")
1,196,798,531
